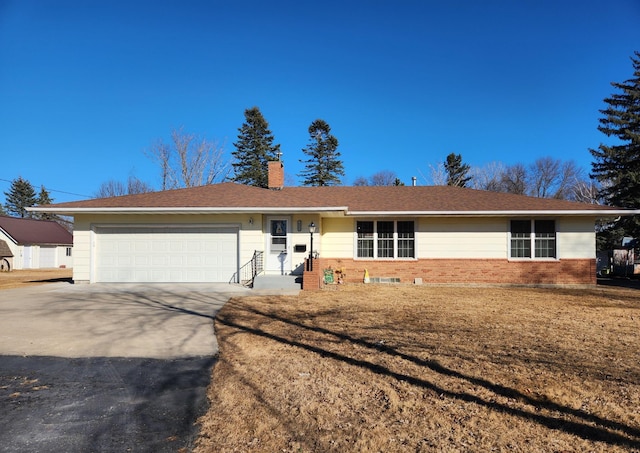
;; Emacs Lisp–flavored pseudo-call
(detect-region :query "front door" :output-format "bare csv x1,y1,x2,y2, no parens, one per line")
266,217,291,275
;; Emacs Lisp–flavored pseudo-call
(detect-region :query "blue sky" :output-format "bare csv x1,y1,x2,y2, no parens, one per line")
1,0,639,203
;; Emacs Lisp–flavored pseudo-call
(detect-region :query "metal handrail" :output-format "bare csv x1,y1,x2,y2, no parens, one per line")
230,250,264,287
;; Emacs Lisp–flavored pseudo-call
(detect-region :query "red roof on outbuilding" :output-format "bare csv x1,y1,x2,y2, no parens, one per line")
0,216,72,245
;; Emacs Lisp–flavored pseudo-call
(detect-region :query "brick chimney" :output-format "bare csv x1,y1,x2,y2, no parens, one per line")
268,160,284,190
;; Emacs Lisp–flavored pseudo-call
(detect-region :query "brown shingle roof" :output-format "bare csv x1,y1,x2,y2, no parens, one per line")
0,216,73,245
36,183,623,214
0,240,12,257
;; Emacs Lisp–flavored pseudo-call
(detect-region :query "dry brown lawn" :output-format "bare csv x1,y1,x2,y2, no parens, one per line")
0,268,72,290
195,284,640,453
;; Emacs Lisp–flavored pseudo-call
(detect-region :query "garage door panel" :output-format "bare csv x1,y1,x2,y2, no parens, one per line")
95,227,238,283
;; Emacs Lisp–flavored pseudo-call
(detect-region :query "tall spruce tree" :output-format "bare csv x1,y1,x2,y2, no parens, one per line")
590,51,640,247
231,107,281,188
34,185,56,221
4,177,37,218
444,153,472,187
299,119,345,186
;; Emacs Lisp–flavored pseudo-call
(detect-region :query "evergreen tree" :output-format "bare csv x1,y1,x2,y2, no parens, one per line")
4,177,37,218
444,153,471,187
37,185,53,206
590,51,640,247
34,185,56,221
231,107,281,188
299,119,345,186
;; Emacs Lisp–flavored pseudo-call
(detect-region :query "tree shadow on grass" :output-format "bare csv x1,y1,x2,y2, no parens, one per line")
218,299,640,450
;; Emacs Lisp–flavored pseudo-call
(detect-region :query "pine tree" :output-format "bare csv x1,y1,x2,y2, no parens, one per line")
34,185,56,221
299,119,345,186
4,177,37,218
590,51,640,247
444,153,471,187
231,107,281,188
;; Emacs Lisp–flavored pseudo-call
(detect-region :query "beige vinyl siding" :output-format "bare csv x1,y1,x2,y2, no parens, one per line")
239,214,263,270
287,215,319,273
557,217,596,259
72,215,94,282
321,218,354,258
418,218,508,259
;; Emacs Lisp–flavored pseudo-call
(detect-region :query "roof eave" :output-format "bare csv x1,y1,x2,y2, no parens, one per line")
346,209,640,217
28,207,640,217
0,227,17,244
27,206,350,215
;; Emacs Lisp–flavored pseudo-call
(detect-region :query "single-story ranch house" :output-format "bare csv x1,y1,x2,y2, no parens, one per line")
0,215,73,270
31,162,639,288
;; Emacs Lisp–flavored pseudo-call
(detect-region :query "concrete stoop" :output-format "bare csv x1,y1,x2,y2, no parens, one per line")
252,274,302,291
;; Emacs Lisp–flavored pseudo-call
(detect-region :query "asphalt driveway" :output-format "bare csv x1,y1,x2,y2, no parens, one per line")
0,282,252,453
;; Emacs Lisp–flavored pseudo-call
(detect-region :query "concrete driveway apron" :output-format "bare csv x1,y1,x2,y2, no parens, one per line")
0,282,252,453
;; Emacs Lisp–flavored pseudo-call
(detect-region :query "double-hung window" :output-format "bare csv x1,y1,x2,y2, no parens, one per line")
357,221,374,258
356,220,415,259
510,220,556,259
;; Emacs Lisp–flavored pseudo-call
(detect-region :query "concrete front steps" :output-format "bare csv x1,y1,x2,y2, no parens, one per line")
252,274,302,291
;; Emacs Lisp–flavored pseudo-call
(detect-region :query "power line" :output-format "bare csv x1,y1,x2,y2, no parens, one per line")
0,178,91,199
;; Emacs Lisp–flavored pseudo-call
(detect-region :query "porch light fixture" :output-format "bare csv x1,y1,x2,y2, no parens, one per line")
308,222,316,271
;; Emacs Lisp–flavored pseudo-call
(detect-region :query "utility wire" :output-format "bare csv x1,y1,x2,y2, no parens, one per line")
0,178,91,199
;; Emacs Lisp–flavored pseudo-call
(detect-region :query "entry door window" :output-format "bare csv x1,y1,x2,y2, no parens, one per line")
271,220,287,252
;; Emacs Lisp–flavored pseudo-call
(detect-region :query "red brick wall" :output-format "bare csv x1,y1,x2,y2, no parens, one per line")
268,161,284,189
305,258,596,287
302,258,321,290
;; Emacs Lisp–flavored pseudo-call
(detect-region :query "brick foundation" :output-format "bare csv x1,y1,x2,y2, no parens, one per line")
303,258,596,288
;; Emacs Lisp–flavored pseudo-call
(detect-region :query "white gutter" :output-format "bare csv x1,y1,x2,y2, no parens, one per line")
27,206,350,215
347,209,640,217
27,206,640,217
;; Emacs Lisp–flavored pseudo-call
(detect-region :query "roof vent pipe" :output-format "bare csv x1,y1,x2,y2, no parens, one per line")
412,176,417,187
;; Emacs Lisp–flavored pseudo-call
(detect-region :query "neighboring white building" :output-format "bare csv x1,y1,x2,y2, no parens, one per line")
0,216,73,270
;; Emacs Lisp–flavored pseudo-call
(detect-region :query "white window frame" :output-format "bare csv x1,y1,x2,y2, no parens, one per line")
355,220,416,259
509,219,557,260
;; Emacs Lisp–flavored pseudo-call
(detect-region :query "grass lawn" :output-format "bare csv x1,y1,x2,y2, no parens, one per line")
0,268,72,290
195,284,640,452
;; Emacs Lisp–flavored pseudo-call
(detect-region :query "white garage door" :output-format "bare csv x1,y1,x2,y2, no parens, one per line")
95,226,238,283
39,246,57,268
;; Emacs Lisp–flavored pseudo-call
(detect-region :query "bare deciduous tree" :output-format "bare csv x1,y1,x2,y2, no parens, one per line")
95,176,153,198
354,170,403,186
571,178,602,204
528,157,583,199
500,163,528,195
371,170,400,186
353,176,369,186
470,162,506,191
424,157,591,200
425,162,447,185
554,160,584,200
146,128,229,190
529,157,560,198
